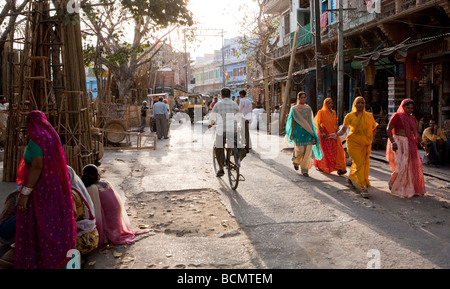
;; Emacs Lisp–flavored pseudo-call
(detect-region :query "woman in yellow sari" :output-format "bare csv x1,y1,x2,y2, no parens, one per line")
336,97,378,198
314,98,347,175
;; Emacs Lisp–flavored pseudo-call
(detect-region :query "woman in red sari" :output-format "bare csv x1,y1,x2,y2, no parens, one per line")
314,98,347,175
15,110,76,269
386,98,426,198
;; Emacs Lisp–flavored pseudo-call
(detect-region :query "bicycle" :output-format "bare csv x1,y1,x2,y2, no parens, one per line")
210,128,244,190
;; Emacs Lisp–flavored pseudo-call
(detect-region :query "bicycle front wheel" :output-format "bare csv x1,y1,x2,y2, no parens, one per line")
227,147,240,190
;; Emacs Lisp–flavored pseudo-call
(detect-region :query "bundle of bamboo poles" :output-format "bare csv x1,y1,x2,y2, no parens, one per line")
58,0,94,175
2,0,94,180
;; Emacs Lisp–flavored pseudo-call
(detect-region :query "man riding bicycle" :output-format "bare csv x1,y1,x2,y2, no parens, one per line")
208,87,248,177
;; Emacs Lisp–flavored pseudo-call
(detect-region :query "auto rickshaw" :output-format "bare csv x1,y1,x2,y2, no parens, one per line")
186,94,207,123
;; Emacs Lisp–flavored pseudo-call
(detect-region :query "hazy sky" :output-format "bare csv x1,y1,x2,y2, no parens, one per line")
179,0,259,59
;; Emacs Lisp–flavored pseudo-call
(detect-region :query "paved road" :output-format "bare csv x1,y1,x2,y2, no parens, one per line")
85,120,449,269
2,120,449,269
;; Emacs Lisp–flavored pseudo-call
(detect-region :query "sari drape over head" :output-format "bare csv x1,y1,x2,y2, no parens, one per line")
385,98,425,197
15,110,76,269
286,104,323,160
68,166,97,236
344,97,378,189
314,98,346,173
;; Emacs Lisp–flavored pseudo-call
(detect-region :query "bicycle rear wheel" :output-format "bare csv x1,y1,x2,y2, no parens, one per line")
227,147,240,190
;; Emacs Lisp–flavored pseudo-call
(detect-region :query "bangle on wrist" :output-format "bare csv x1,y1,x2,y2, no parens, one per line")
21,186,33,196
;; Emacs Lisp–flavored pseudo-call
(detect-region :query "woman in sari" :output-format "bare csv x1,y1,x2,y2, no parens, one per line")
386,98,425,198
81,164,150,248
15,110,77,269
336,97,378,198
67,166,99,255
314,98,347,176
286,91,322,177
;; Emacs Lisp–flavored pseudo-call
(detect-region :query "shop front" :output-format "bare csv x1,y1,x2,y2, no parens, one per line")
408,36,450,136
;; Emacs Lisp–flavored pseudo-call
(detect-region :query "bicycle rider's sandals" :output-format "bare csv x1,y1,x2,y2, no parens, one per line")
216,169,224,177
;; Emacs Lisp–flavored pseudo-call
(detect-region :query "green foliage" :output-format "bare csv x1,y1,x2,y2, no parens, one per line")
57,8,80,26
82,0,193,69
121,0,193,27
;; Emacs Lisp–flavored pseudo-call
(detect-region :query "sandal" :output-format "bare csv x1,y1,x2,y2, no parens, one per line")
345,179,355,189
293,164,299,171
338,169,347,176
360,189,369,199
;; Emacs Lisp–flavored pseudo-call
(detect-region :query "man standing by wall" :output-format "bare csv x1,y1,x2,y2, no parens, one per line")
154,97,169,139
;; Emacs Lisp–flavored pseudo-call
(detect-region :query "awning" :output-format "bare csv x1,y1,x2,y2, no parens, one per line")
354,38,437,67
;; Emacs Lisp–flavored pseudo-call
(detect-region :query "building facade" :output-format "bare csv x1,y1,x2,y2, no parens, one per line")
262,0,450,143
191,37,252,100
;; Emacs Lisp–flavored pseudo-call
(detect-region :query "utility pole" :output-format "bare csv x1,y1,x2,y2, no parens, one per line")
323,3,355,122
314,0,323,112
337,0,344,123
184,29,188,93
221,29,225,87
280,25,300,134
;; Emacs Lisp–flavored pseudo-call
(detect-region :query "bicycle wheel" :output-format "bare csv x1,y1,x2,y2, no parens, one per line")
227,147,240,190
212,145,220,175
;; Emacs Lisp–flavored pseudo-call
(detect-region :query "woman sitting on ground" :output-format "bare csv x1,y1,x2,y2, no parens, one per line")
81,164,149,248
67,166,99,255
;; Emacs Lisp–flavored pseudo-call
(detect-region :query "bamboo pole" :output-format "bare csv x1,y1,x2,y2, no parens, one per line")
280,25,300,134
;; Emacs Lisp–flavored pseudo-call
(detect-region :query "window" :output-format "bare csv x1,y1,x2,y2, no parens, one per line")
284,13,290,36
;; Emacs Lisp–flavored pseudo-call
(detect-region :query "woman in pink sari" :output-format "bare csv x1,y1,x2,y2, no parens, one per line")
81,165,149,247
386,98,426,198
15,110,76,269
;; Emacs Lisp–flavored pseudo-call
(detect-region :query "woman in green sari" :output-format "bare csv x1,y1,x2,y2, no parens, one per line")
286,91,323,176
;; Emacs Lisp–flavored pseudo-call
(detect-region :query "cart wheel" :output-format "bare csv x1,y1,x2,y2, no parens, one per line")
104,120,126,144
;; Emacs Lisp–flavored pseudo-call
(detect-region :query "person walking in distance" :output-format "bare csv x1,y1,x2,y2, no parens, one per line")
140,101,148,133
238,90,252,152
153,97,169,139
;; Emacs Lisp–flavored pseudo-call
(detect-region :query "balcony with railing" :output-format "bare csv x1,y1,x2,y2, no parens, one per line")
291,23,312,48
263,0,290,15
379,0,437,20
341,0,440,35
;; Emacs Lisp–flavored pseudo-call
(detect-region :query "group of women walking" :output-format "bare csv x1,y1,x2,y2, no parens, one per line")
286,91,426,200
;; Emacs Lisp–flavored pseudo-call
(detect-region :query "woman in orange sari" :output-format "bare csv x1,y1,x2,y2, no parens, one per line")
314,98,347,176
336,97,378,198
386,98,425,198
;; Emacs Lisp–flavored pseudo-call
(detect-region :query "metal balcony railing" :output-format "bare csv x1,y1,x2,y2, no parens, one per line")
290,23,312,48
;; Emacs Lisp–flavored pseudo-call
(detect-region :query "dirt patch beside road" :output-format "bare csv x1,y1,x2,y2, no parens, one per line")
127,189,241,239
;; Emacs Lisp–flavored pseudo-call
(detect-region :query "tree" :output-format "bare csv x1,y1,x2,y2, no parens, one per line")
238,0,278,84
81,0,193,100
238,0,279,132
0,0,30,96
